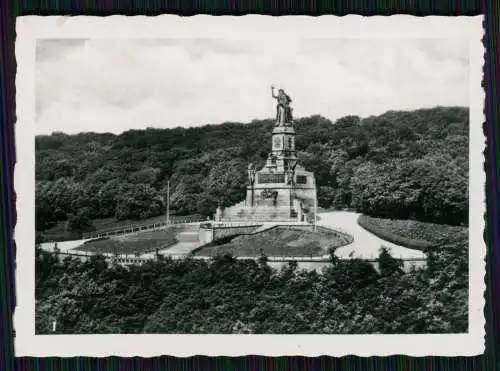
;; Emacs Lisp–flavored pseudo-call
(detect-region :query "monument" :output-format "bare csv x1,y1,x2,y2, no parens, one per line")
220,86,317,223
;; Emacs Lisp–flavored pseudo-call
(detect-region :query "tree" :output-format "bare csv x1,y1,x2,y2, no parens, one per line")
378,247,403,276
35,107,469,232
334,115,361,129
114,183,163,220
35,217,469,335
67,208,95,235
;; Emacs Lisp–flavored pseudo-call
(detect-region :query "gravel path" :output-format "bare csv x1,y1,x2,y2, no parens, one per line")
318,211,426,260
39,211,427,264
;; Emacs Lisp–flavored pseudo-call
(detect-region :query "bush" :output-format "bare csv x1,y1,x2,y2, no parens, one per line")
35,220,469,335
67,212,95,234
358,214,468,249
36,107,469,231
195,227,347,257
358,215,432,251
378,247,403,276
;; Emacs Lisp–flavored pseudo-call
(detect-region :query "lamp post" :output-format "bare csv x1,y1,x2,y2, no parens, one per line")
166,180,170,225
313,189,317,232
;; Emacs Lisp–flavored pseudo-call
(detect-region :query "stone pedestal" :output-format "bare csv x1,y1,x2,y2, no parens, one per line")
215,206,222,222
271,125,297,173
219,95,317,223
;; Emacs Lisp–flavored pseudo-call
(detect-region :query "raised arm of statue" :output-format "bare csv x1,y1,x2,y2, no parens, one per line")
271,85,278,99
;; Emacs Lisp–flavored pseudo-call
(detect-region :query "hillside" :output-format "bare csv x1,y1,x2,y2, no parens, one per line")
35,106,469,234
35,216,469,334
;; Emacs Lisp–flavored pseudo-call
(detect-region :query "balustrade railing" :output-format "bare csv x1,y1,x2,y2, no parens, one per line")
48,249,427,266
82,219,205,239
214,219,309,226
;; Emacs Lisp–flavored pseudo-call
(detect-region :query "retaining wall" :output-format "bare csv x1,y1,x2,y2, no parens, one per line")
316,225,354,248
213,225,262,240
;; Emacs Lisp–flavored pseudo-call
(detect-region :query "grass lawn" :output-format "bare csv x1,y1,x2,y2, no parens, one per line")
39,214,202,242
358,215,468,251
78,228,179,255
195,227,346,257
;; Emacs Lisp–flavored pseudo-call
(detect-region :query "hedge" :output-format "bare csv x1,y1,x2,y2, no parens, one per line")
357,215,432,251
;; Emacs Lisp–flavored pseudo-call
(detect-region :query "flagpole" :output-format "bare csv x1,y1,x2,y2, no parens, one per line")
166,180,170,225
313,190,317,232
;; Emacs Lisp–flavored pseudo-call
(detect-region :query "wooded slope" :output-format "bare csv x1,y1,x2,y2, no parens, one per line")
35,106,469,232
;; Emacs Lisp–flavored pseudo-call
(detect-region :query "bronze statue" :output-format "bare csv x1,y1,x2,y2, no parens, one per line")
271,85,293,126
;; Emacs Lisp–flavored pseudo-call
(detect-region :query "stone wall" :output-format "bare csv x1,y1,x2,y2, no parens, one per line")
315,225,354,246
213,225,262,240
199,223,318,247
199,227,214,245
199,224,262,245
275,224,313,232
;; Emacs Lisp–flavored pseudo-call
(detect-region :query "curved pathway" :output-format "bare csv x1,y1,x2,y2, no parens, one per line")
39,212,426,266
40,239,90,253
318,211,426,260
139,241,201,259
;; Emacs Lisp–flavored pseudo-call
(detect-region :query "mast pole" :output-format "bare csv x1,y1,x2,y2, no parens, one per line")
166,180,170,225
313,190,317,232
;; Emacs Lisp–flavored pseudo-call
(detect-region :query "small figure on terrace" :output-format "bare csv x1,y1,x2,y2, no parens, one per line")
215,201,222,222
247,163,255,185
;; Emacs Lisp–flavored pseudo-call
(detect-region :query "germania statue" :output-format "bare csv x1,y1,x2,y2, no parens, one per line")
271,85,293,126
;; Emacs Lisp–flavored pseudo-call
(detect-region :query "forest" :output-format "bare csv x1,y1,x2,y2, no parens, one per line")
35,106,470,334
35,216,468,334
35,106,469,238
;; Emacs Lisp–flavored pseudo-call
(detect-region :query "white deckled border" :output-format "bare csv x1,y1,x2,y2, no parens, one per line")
14,15,486,357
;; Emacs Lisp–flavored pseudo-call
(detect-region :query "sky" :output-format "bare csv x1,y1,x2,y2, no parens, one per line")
35,38,469,135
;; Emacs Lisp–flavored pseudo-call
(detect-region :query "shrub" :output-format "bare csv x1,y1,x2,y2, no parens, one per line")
67,212,95,234
358,215,432,251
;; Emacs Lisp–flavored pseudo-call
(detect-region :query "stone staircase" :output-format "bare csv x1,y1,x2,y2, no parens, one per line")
177,231,200,243
222,205,294,222
250,224,278,234
221,201,247,218
155,229,201,256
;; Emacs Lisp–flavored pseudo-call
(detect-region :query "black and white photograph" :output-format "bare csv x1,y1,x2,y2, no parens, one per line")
15,15,485,357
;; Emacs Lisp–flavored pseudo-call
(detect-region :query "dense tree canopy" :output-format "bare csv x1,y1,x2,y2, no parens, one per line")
36,106,468,231
35,107,470,335
35,218,468,334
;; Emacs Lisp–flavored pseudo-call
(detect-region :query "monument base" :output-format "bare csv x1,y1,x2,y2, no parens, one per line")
215,87,317,225
221,181,316,223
